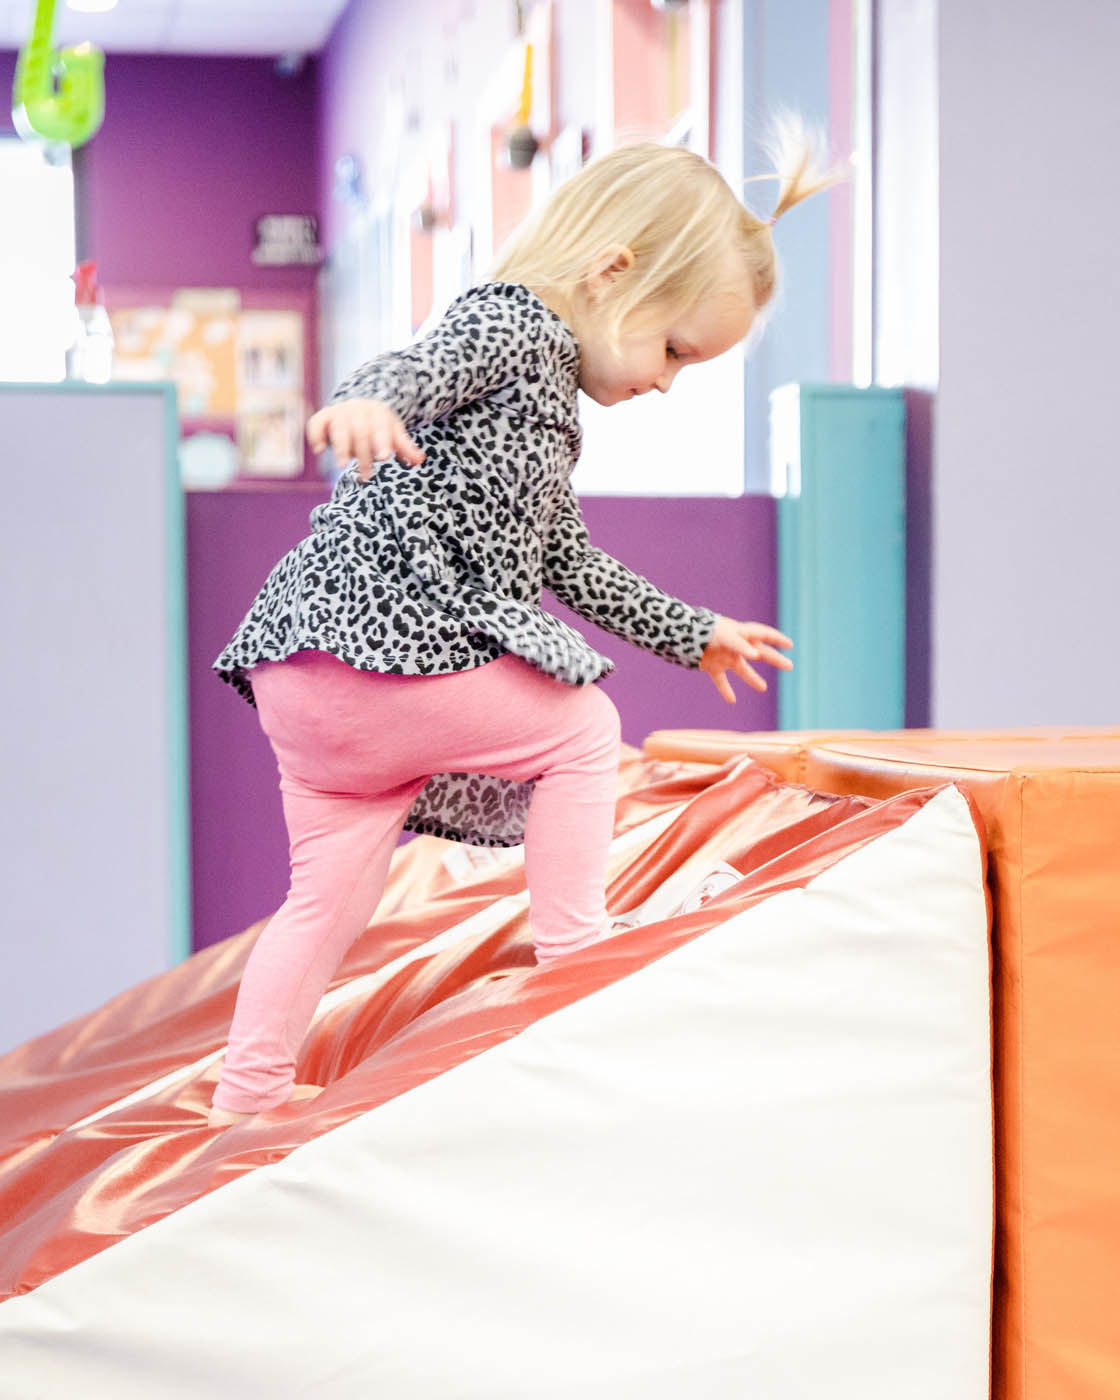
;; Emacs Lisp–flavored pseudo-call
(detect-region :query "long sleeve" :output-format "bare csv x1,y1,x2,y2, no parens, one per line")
542,485,717,668
328,284,544,429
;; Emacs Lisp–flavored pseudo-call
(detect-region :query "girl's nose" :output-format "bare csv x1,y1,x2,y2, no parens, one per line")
655,366,680,394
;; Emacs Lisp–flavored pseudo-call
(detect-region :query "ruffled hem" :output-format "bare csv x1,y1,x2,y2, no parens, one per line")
213,609,614,848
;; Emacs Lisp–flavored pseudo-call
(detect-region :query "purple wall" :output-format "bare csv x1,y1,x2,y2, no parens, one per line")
549,498,778,744
189,488,777,952
82,54,319,291
0,51,18,136
2,49,324,453
2,49,320,284
0,52,12,127
188,486,325,954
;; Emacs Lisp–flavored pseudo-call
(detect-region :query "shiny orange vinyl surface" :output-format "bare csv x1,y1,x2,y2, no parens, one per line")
0,748,692,1173
644,726,1120,1400
0,753,971,1304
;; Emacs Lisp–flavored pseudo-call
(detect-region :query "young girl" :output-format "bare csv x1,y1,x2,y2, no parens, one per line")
208,131,831,1126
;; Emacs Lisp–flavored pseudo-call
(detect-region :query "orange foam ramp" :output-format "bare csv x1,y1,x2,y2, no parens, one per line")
645,726,1120,1400
0,753,992,1397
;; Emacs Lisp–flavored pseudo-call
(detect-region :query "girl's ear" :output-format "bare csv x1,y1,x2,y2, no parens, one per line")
584,245,636,301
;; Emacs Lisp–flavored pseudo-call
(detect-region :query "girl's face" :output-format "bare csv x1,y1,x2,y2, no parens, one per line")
571,252,758,407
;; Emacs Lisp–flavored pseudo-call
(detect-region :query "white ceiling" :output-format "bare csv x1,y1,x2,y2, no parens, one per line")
0,0,353,57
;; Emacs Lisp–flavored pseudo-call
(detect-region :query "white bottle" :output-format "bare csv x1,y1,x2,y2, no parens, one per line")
66,260,114,384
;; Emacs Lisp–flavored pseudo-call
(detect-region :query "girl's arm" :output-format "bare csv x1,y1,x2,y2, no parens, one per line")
544,487,794,699
309,285,545,478
542,485,717,668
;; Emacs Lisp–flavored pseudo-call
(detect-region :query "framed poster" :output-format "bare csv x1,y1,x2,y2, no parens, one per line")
235,309,305,477
108,285,319,484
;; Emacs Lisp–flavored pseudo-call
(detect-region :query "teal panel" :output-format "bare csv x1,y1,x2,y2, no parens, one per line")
772,384,906,729
159,382,192,965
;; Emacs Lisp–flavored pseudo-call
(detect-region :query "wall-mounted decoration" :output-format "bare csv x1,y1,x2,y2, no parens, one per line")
332,153,364,210
252,214,323,267
235,309,305,476
112,295,238,418
11,0,105,149
109,288,311,483
505,44,540,169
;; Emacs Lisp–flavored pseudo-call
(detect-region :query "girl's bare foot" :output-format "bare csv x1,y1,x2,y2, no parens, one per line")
207,1082,324,1129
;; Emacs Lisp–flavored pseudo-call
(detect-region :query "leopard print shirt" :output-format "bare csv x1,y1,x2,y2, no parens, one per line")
214,281,717,846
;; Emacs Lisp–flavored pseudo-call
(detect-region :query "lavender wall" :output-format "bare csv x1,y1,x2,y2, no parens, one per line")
874,1,937,726
875,0,1120,725
871,0,1120,729
934,0,1120,725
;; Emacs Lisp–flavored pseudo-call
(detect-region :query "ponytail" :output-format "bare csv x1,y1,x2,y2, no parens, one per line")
761,111,845,225
737,112,847,309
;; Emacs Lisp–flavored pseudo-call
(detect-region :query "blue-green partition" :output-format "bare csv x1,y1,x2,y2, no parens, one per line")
771,384,906,730
0,382,190,1052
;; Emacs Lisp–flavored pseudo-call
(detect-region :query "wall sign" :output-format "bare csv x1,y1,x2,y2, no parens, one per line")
251,214,323,266
111,292,309,480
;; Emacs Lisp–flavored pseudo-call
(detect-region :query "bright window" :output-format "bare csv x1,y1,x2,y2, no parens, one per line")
0,138,76,382
572,344,746,497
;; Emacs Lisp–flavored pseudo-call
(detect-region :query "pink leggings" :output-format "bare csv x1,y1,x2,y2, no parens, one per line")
212,650,621,1113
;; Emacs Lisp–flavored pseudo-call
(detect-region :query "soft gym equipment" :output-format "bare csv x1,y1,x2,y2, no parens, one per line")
0,743,993,1398
642,725,1120,1400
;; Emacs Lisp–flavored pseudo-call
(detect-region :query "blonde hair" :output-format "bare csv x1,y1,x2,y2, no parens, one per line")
492,113,841,340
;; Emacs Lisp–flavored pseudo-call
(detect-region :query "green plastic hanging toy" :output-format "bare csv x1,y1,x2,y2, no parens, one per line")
12,0,105,148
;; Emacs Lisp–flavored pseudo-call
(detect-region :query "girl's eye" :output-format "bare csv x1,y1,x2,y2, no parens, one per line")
666,344,681,361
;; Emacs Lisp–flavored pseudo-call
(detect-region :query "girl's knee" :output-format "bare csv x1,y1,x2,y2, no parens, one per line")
577,683,621,754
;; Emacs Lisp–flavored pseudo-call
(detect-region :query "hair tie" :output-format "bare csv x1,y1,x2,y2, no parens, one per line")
767,215,777,226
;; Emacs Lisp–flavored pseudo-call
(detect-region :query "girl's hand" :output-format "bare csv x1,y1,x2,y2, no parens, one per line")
700,617,794,703
306,400,425,481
